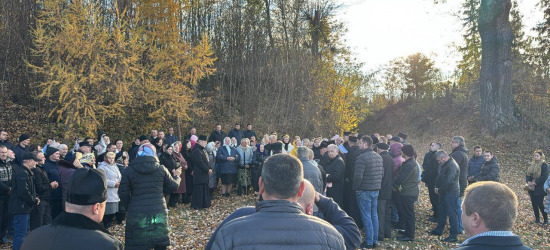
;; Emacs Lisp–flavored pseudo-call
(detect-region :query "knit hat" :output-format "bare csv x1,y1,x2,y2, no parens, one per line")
46,146,59,158
66,168,107,205
390,136,401,142
398,132,408,140
139,135,148,142
377,143,389,151
19,134,30,142
402,144,415,157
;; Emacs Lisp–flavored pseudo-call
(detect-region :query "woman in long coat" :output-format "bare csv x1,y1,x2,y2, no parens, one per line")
171,141,187,206
182,140,194,203
119,143,181,250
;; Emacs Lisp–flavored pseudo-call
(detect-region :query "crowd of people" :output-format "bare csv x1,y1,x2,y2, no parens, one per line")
0,124,539,249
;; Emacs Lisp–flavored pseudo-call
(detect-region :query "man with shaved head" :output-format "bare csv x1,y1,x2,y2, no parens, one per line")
206,179,360,250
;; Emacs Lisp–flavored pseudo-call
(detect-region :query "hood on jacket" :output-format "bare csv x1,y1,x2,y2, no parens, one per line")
390,143,403,158
129,156,160,175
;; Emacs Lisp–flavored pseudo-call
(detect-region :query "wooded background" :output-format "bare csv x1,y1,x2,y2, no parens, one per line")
0,0,549,142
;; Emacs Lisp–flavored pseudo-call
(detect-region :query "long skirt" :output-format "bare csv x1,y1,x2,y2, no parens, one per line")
191,184,211,210
185,169,194,195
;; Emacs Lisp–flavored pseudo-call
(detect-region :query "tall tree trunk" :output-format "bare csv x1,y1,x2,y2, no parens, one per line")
478,0,516,134
264,0,275,49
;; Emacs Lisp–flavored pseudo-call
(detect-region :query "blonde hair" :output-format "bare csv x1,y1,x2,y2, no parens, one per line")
106,152,116,159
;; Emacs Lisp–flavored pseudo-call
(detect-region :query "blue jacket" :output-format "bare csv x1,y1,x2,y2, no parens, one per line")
216,146,240,174
468,155,484,177
227,129,244,145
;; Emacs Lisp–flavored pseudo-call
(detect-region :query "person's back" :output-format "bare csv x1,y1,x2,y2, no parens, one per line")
211,200,344,250
119,144,181,250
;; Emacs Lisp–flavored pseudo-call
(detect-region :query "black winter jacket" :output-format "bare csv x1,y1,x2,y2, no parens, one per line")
208,130,227,143
191,144,210,185
243,130,258,140
378,151,394,200
450,145,469,196
421,151,439,185
526,162,549,196
21,212,123,250
475,156,500,182
353,148,383,192
9,166,38,215
325,155,345,208
32,165,52,200
211,200,345,250
119,156,181,250
344,146,359,184
453,235,532,250
435,158,460,195
227,129,244,145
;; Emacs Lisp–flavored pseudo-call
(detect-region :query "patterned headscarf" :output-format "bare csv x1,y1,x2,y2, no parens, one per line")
137,143,157,158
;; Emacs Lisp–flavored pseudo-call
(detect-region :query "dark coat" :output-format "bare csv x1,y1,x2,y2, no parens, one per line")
435,158,460,195
13,144,29,166
344,146,359,183
475,156,500,182
43,159,62,200
21,212,123,250
450,145,469,196
453,235,532,250
227,129,244,145
252,150,269,169
164,134,179,146
325,154,345,208
119,156,180,250
211,200,345,250
421,151,439,185
159,152,177,173
0,140,13,150
353,148,383,192
32,165,52,200
216,146,240,174
208,130,227,143
191,144,210,185
394,157,419,197
0,159,14,199
468,155,485,177
243,130,258,140
8,166,38,215
128,143,140,162
58,160,77,207
379,151,394,200
300,158,324,196
526,162,549,196
312,145,322,160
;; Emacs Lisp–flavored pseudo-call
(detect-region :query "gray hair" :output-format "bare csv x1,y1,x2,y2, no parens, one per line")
452,136,465,147
296,146,309,159
262,154,303,199
435,150,449,160
327,144,339,152
307,148,315,160
58,144,68,150
206,142,215,153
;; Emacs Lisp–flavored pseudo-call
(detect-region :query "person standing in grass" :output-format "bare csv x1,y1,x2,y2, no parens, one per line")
525,150,549,225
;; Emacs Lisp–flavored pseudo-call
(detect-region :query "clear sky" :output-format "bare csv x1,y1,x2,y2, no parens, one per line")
336,0,544,73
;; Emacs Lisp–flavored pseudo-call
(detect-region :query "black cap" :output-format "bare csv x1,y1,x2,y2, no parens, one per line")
357,133,365,140
349,136,358,142
391,137,401,142
139,135,148,141
67,168,107,206
79,141,92,148
271,141,283,151
19,134,30,142
402,144,415,157
343,132,351,136
22,152,39,161
198,135,207,141
46,146,59,158
376,143,389,150
398,132,408,140
320,141,329,149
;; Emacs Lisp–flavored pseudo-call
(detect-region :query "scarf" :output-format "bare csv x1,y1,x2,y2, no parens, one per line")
527,155,546,180
137,143,157,158
283,142,290,151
